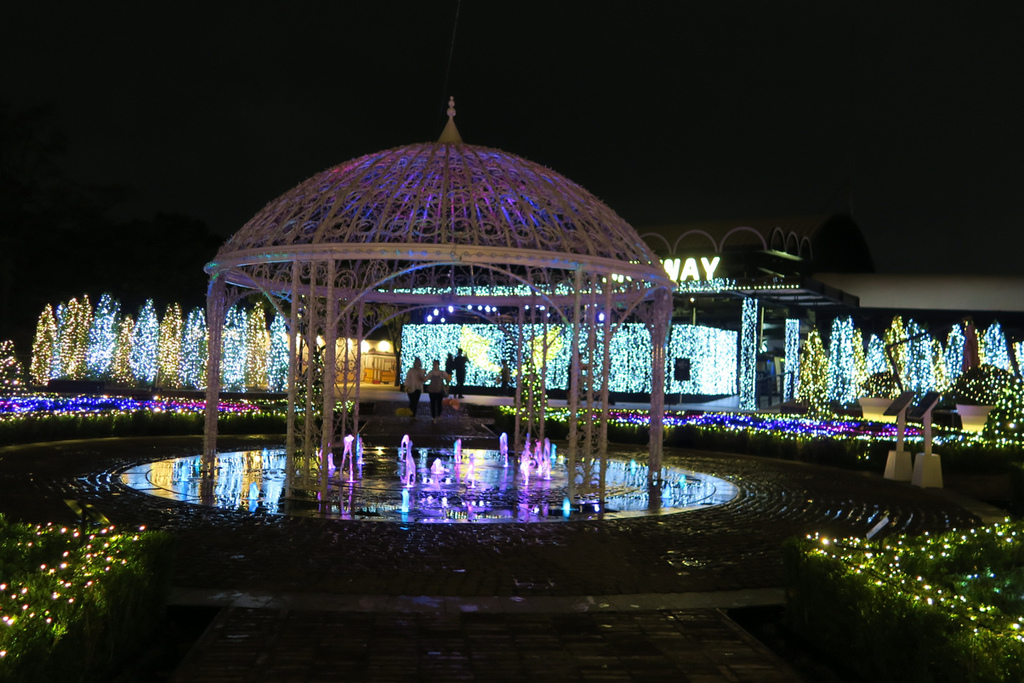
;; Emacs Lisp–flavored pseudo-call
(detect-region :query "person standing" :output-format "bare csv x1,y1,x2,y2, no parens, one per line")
425,359,450,422
404,357,426,418
453,348,468,398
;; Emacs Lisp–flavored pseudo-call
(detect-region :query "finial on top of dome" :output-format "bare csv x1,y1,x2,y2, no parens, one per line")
438,95,463,144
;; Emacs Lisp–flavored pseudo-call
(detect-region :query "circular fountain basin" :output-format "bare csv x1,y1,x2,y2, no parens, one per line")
120,446,738,523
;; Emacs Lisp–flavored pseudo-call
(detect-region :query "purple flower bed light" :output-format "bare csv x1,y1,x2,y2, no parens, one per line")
597,408,926,442
0,393,263,417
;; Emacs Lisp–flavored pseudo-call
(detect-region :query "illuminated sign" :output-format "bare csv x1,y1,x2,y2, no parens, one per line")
662,257,720,282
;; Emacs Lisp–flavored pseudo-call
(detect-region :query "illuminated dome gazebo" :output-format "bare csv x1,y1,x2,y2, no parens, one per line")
203,101,675,502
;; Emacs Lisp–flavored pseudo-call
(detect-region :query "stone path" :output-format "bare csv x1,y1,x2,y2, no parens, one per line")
0,402,987,681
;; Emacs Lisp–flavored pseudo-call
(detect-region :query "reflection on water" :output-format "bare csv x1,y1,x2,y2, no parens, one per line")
121,447,737,523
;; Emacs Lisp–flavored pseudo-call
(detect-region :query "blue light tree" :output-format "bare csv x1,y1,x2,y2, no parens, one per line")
130,300,159,386
180,308,208,389
86,294,120,380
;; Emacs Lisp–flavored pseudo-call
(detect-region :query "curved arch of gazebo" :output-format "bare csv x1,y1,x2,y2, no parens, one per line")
203,108,675,508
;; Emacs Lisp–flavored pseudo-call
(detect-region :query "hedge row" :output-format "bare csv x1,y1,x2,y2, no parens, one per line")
494,408,1024,474
783,528,1024,683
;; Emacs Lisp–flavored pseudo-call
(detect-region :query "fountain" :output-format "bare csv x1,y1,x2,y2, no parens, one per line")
120,432,739,523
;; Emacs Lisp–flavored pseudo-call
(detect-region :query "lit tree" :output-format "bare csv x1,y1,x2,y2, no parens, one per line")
851,326,867,398
53,296,92,380
244,304,269,389
866,334,888,376
944,324,965,383
267,314,290,392
905,320,936,393
130,300,159,386
180,307,208,389
0,340,24,389
883,316,909,387
86,294,120,380
826,316,858,405
981,321,1011,371
111,315,135,385
798,327,829,416
157,303,183,388
931,337,950,392
221,305,247,391
29,304,57,386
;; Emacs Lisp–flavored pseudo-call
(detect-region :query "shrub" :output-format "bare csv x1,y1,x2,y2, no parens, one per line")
0,517,174,682
785,524,1024,682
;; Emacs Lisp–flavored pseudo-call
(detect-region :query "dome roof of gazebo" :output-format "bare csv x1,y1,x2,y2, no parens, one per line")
216,142,661,270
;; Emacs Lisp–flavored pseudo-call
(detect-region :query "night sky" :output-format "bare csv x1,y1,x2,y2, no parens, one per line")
4,1,1023,276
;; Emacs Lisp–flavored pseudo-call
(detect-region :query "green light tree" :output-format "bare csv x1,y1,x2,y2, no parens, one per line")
798,327,829,417
29,305,57,386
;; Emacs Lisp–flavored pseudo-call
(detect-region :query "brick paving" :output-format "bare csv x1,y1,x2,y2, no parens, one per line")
0,400,987,681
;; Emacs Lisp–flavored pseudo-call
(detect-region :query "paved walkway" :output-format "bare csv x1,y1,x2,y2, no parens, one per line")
0,395,993,681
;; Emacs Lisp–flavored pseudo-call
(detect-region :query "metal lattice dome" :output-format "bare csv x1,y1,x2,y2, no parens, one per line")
220,142,658,266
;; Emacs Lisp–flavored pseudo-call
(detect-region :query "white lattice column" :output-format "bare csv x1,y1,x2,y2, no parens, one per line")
648,287,671,480
202,275,226,467
320,259,337,501
284,261,300,495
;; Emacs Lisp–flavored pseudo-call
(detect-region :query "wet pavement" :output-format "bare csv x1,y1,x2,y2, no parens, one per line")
0,396,989,681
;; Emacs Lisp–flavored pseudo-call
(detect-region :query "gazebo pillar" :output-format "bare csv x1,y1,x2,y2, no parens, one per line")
202,275,226,468
648,287,671,482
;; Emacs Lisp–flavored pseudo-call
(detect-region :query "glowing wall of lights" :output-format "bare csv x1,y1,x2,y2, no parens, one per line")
739,298,758,410
784,318,800,402
666,324,738,396
402,322,737,395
